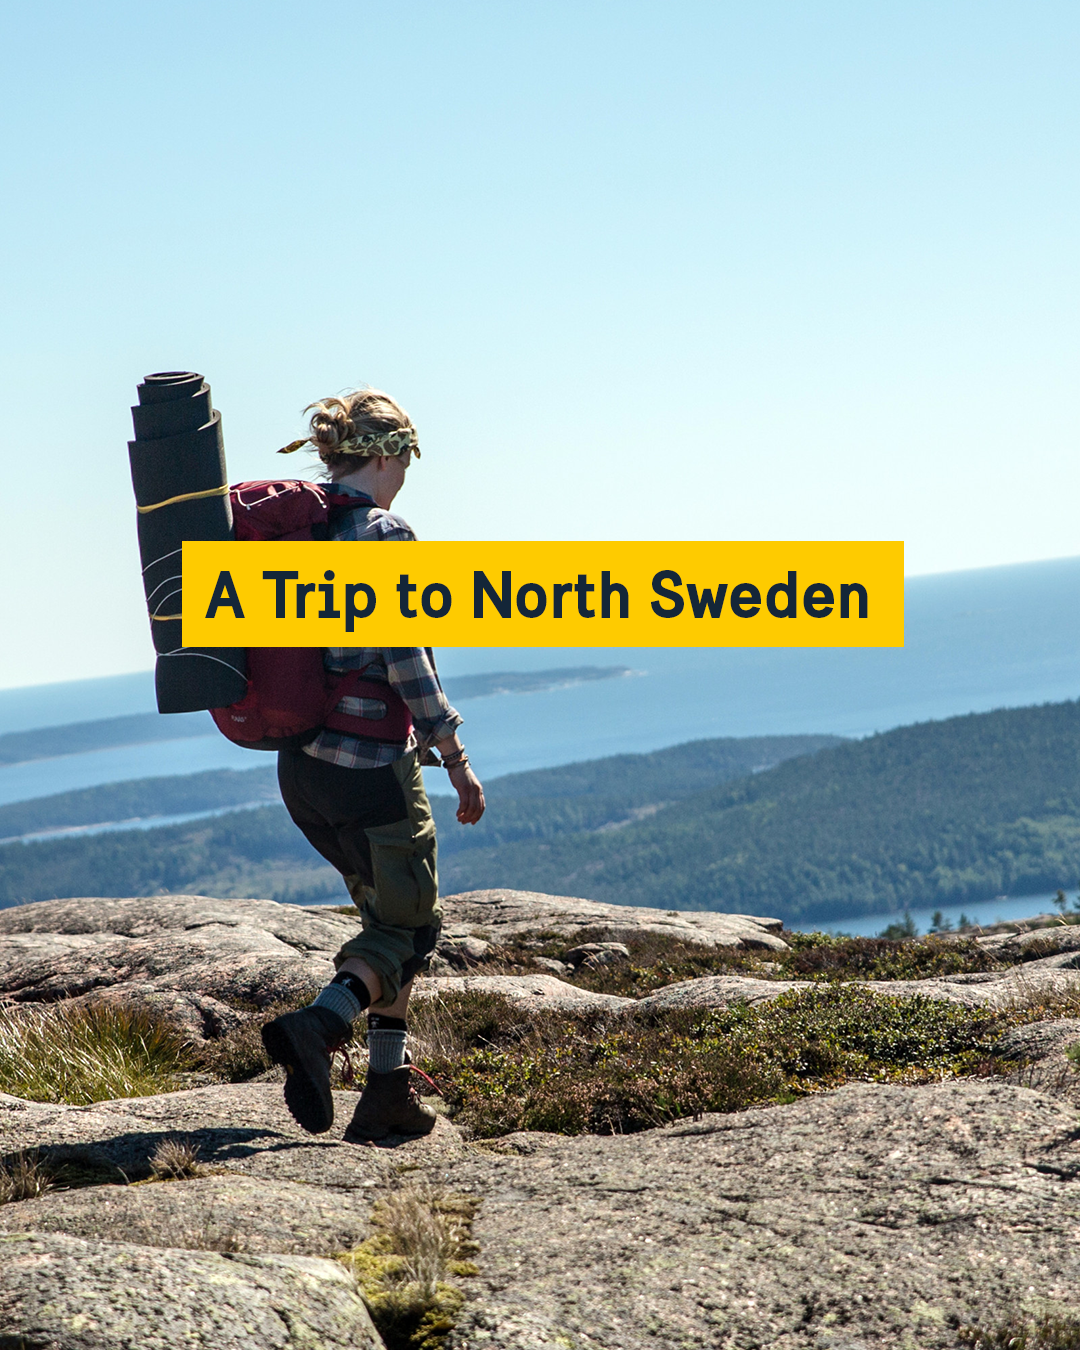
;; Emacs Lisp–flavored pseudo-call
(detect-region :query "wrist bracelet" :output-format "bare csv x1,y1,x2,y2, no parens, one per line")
442,751,469,770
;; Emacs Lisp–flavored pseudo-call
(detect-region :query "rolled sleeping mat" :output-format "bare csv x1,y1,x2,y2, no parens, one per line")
128,372,248,713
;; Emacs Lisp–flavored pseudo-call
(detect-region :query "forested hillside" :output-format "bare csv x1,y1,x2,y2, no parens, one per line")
0,734,838,906
440,700,1080,921
6,702,1080,923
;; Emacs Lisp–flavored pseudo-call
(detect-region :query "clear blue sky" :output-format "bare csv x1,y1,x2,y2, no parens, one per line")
1,1,1077,689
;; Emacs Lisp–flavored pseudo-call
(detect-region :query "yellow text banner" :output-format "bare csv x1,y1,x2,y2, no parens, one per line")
182,540,904,648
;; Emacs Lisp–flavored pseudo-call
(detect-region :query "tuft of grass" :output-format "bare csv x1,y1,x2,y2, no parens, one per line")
998,985,1080,1027
958,1315,1080,1348
0,1149,53,1203
419,986,1003,1138
0,1002,193,1105
338,1184,480,1350
149,1137,203,1181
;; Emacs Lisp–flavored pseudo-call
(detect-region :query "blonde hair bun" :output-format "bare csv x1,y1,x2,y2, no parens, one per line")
290,387,417,471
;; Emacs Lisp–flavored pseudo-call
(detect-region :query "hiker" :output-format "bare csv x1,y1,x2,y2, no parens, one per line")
260,388,485,1143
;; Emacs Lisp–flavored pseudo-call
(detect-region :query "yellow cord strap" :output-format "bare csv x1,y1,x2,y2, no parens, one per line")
137,484,229,514
151,612,183,621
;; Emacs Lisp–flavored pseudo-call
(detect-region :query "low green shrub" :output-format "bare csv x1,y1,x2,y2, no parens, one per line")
422,985,1002,1138
704,984,997,1079
780,932,1005,981
0,1002,193,1105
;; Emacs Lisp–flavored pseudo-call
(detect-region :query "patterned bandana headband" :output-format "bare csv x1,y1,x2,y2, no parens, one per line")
277,426,420,459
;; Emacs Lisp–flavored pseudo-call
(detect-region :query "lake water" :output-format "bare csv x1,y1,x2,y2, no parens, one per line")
0,736,261,808
813,891,1068,937
0,799,273,847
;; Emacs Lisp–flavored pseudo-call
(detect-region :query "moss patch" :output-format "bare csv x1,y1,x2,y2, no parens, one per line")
338,1185,480,1350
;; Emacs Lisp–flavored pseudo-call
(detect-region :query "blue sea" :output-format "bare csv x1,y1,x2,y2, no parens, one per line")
3,554,1079,797
1,554,1078,931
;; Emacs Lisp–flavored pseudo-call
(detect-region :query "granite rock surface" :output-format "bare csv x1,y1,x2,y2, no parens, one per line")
414,972,635,1014
4,1079,1080,1348
4,895,1080,1347
445,1080,1080,1349
0,896,355,1039
437,888,789,952
0,1231,384,1350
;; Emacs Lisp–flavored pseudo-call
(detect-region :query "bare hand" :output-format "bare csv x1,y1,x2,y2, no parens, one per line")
449,762,485,824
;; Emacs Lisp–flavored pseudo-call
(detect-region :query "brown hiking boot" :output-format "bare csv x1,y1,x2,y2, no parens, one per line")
343,1066,438,1143
261,1006,349,1135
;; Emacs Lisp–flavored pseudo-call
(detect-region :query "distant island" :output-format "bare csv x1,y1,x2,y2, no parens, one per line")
442,665,633,700
0,711,211,768
0,666,633,769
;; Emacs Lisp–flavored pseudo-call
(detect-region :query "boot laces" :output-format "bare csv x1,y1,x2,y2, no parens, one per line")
408,1063,444,1097
328,1039,356,1087
330,1039,442,1096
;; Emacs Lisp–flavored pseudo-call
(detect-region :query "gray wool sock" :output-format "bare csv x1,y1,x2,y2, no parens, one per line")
312,981,365,1027
367,1028,408,1074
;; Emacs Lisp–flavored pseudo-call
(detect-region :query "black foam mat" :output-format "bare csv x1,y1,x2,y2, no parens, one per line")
128,372,247,713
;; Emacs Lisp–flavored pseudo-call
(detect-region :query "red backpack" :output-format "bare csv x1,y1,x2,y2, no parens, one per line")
209,480,414,750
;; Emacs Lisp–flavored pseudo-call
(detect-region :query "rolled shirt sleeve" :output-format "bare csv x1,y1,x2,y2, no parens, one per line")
383,648,463,748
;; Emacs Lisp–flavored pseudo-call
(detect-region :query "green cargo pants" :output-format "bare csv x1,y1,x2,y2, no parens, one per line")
277,746,441,1006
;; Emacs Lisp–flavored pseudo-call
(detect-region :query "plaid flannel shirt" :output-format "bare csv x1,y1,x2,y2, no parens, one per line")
302,485,463,770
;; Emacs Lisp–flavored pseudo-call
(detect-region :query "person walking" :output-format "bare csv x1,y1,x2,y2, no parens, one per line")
260,387,484,1143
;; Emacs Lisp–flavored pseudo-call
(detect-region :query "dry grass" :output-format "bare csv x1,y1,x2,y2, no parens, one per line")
149,1137,203,1181
0,1001,193,1105
192,993,352,1085
120,1200,247,1253
170,1206,246,1253
338,1183,480,1350
0,1149,53,1203
449,927,1017,998
408,991,529,1066
998,984,1080,1025
959,1315,1080,1348
191,1007,278,1082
